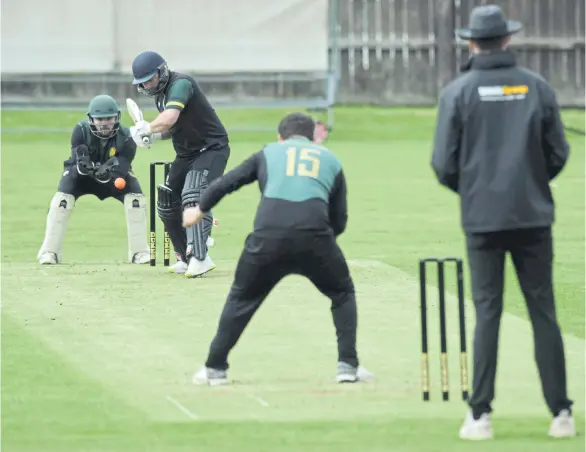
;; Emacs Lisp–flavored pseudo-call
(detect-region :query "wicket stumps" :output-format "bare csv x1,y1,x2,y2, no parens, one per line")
419,257,469,402
149,161,172,267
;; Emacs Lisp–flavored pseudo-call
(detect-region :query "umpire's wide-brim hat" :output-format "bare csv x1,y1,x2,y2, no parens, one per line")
456,4,522,40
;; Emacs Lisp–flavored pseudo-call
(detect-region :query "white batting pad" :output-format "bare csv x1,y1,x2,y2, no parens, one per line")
124,193,149,262
37,192,75,263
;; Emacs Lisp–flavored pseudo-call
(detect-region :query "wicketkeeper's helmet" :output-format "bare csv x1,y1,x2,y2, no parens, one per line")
87,94,120,139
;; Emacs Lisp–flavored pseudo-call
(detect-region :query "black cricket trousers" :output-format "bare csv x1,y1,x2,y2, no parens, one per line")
162,146,229,261
466,226,573,418
204,232,359,371
58,165,143,201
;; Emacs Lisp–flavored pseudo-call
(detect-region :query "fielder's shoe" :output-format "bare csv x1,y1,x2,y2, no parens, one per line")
185,255,216,278
168,260,188,274
38,252,58,265
132,251,150,264
459,410,493,440
336,361,375,383
192,366,229,386
549,409,576,438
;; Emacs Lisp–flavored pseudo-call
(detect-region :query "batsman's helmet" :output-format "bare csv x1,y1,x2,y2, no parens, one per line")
132,51,170,97
87,94,120,139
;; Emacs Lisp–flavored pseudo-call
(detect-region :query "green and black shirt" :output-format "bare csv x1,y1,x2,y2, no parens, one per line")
66,120,136,178
199,137,348,237
155,72,228,157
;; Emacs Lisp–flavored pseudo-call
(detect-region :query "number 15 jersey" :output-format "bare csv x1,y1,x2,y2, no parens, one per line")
198,137,348,237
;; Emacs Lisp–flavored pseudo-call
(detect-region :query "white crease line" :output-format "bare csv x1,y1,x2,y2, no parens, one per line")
166,395,199,420
246,393,269,407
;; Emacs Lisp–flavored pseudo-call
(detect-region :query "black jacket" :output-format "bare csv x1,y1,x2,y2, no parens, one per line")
431,50,569,233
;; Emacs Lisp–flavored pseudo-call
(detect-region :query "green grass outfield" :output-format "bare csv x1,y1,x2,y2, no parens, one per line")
1,107,584,451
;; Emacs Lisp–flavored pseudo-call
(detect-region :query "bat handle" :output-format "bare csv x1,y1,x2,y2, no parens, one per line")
142,136,150,145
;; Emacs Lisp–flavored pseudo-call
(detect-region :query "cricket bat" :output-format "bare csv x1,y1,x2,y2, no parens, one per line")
126,98,151,145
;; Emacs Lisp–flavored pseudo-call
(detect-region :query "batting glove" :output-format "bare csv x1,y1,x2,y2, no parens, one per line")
130,126,151,148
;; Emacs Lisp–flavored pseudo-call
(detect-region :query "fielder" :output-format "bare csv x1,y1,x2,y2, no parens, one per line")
182,112,373,385
313,119,329,143
37,94,150,265
129,51,230,278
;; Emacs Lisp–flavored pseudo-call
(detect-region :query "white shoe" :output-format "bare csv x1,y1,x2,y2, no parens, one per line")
168,260,188,274
192,366,229,386
38,252,58,265
132,251,150,264
459,410,493,440
357,366,375,382
336,362,375,383
185,255,216,278
549,409,576,438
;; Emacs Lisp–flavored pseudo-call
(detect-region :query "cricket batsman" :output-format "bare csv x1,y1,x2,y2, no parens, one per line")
128,51,230,278
37,94,150,265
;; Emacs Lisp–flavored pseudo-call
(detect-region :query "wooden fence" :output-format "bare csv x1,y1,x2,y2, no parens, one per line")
331,0,585,106
2,0,584,110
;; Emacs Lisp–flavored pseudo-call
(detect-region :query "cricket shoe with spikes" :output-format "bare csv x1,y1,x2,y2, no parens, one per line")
132,251,150,264
336,362,375,383
459,410,493,440
549,409,576,438
185,255,216,278
38,252,59,265
168,260,188,274
192,366,229,386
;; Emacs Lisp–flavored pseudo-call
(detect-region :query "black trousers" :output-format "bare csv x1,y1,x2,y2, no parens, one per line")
204,232,359,370
162,146,229,260
58,166,143,202
466,226,573,417
165,147,229,201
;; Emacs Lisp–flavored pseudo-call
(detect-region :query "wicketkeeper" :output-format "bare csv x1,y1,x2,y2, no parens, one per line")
37,94,150,265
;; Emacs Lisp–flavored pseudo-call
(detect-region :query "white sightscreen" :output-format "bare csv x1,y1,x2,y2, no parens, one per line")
1,0,116,73
1,0,329,73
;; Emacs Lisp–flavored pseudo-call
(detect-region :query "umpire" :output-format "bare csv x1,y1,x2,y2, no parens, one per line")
431,4,574,441
182,112,373,386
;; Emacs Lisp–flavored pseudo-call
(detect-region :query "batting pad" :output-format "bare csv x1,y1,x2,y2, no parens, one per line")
124,193,149,262
37,192,75,262
182,170,208,261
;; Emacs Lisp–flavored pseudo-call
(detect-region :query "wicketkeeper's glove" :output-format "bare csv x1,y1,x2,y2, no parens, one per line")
75,145,95,176
94,157,119,184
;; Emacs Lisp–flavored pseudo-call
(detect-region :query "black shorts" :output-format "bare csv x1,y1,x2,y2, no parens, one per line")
57,166,143,202
230,232,354,300
166,145,230,201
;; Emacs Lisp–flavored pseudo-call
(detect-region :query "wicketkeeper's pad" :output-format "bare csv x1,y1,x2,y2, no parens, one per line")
37,192,75,263
124,193,149,262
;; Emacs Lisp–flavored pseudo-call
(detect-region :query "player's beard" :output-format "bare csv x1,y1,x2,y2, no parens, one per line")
97,124,114,138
